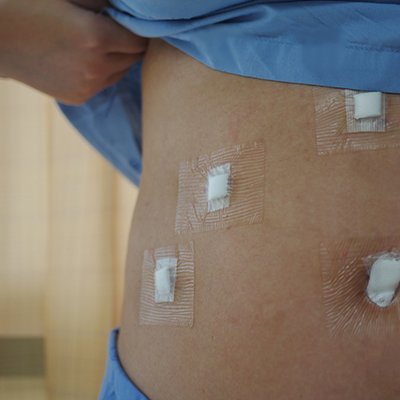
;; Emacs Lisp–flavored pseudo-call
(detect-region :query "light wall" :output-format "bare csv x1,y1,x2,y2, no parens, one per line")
0,79,138,399
0,80,49,337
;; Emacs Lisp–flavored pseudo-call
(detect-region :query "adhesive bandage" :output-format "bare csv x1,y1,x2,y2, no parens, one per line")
140,241,195,327
365,252,400,308
313,87,400,155
320,237,400,336
175,141,265,234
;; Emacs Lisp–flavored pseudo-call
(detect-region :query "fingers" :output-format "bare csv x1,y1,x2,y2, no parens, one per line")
69,0,109,12
90,54,143,96
93,14,149,54
102,52,145,75
103,67,132,88
103,52,145,85
55,66,132,105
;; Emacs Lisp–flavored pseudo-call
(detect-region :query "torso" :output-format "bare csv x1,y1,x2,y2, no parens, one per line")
118,39,400,400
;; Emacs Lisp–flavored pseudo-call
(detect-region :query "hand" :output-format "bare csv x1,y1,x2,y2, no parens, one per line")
0,0,148,104
67,0,109,12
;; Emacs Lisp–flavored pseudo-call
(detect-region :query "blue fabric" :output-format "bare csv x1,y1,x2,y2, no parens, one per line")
58,62,143,186
99,329,149,400
58,1,400,186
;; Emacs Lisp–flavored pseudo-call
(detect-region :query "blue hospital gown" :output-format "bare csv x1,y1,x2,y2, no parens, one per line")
58,1,400,186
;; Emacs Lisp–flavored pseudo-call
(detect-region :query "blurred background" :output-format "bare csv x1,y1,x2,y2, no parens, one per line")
0,79,138,399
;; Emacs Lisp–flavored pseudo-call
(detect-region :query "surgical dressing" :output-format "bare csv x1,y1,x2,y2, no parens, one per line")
313,88,400,155
175,141,265,234
140,241,195,327
320,237,400,337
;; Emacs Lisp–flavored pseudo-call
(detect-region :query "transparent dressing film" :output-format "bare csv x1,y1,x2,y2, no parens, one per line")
320,236,400,337
314,88,400,155
175,141,265,234
140,241,195,327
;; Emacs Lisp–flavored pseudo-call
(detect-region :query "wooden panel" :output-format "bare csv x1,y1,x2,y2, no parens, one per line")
0,78,139,399
45,103,115,400
0,80,49,336
113,175,138,326
0,378,47,400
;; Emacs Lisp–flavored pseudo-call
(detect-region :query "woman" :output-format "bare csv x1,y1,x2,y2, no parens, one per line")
2,1,400,399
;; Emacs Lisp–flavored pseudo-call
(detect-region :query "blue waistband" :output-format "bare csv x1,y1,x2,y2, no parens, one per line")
98,329,149,400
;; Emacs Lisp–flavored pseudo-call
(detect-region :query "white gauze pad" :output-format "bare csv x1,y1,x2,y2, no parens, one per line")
207,163,230,212
154,257,177,303
140,241,195,327
354,92,383,120
366,253,400,308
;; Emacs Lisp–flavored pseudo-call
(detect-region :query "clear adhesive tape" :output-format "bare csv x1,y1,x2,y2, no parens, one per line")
140,241,195,327
320,237,400,337
175,141,265,234
313,88,400,155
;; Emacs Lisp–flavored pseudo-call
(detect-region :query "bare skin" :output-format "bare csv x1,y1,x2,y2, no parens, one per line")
118,39,400,400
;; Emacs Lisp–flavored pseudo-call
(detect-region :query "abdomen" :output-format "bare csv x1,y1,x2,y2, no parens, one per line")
118,39,400,400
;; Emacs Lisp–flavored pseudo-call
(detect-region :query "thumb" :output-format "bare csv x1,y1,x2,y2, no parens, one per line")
94,14,149,54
